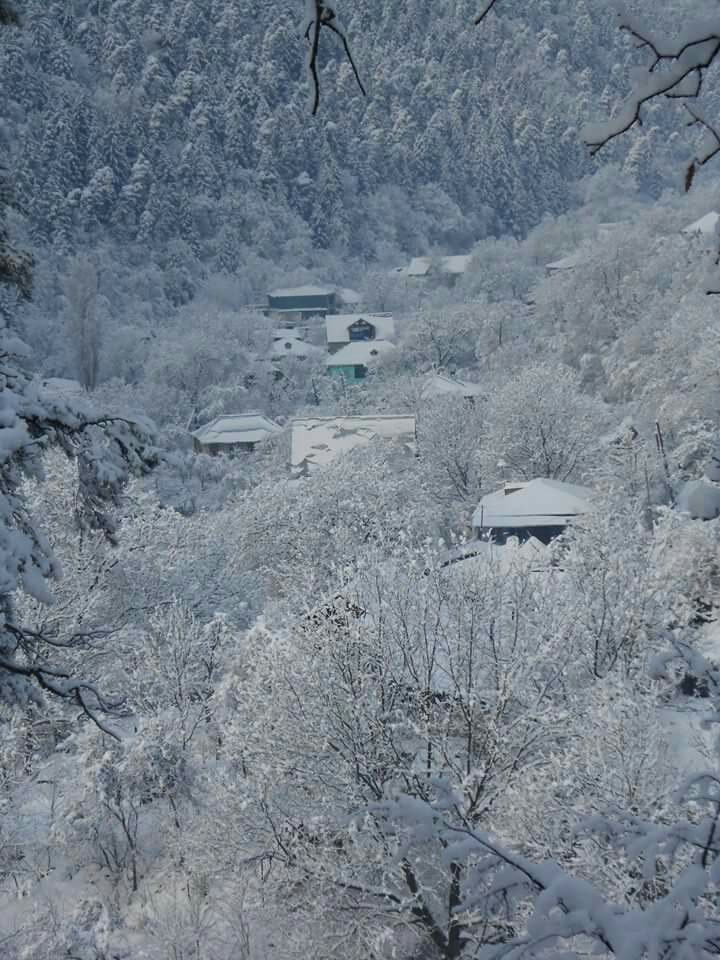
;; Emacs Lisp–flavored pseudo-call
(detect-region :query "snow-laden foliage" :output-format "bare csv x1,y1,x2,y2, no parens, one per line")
0,337,156,725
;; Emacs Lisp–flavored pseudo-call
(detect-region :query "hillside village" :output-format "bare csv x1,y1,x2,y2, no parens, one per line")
186,208,720,549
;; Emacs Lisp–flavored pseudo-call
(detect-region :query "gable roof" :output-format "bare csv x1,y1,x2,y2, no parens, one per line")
473,478,593,529
421,373,483,399
271,336,323,359
291,414,417,473
192,412,282,447
391,254,474,278
325,313,395,344
326,339,396,366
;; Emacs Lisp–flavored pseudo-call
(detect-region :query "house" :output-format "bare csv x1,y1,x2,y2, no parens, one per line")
265,284,363,323
325,313,395,354
326,339,396,382
192,412,282,455
390,254,473,285
421,373,484,400
271,330,324,361
291,414,417,475
472,478,593,545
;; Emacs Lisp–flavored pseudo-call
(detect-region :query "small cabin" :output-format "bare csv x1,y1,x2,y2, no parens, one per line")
473,478,592,545
265,286,337,322
265,285,363,324
389,255,473,286
192,412,282,455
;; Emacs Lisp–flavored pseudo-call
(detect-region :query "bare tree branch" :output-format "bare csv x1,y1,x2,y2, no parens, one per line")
304,1,365,116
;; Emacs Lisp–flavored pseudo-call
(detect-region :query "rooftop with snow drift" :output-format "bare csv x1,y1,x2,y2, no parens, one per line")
326,339,396,366
391,254,474,278
192,412,282,447
473,478,593,532
271,336,323,359
291,414,417,474
268,284,335,298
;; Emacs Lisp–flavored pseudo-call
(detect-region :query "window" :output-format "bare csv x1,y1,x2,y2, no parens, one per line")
354,365,367,379
348,319,375,341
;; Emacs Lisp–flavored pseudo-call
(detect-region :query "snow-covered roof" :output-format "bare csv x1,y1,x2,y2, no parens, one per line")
271,336,323,359
681,211,720,238
407,256,432,277
677,479,720,520
337,287,362,305
421,373,483,400
546,249,587,272
291,414,417,473
442,254,473,275
325,313,395,344
273,327,301,339
269,284,335,298
192,412,282,447
391,255,474,278
473,478,593,530
268,284,362,303
326,339,396,366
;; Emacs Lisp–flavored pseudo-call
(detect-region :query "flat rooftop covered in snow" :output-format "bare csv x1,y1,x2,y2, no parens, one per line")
291,414,417,474
473,478,593,530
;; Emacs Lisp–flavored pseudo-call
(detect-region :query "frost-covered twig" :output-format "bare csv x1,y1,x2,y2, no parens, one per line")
582,12,720,168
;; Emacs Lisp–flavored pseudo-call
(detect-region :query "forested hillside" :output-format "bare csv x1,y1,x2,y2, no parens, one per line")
2,0,686,282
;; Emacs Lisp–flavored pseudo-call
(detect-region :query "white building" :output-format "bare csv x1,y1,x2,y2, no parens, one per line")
192,412,282,454
291,414,417,475
473,478,593,544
